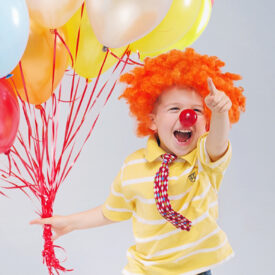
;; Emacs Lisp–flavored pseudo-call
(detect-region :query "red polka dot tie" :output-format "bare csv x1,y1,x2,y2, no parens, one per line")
154,153,192,231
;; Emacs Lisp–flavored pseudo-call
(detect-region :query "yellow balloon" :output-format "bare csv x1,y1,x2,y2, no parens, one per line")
167,0,212,51
63,7,127,79
140,0,212,59
130,0,203,55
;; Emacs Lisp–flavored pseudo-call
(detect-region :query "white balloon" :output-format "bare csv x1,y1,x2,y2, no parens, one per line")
85,0,173,48
26,0,84,28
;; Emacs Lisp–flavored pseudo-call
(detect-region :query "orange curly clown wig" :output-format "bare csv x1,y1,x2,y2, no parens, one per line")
119,48,246,137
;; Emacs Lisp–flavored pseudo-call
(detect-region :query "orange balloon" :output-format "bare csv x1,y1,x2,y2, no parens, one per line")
12,20,69,105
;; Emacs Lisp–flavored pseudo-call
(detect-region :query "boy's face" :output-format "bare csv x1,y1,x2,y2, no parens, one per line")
150,87,206,157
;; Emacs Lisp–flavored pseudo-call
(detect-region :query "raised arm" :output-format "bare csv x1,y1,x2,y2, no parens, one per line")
204,78,232,162
30,205,115,240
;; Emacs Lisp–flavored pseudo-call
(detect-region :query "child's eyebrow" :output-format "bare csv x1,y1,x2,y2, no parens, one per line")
164,103,203,108
192,105,204,108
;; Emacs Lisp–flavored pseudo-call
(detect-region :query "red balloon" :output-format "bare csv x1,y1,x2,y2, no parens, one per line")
179,109,197,128
0,79,20,154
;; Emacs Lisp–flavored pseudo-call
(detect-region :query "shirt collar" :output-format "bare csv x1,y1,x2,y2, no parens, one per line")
144,135,198,166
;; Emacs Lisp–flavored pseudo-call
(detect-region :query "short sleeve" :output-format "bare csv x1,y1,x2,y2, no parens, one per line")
102,165,133,222
197,133,232,191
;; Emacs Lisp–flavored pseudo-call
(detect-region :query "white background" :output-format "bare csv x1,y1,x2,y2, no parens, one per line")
0,0,274,274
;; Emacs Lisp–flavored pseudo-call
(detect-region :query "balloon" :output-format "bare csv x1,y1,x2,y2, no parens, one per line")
0,79,20,154
85,0,172,48
26,0,84,28
64,6,127,79
166,0,212,51
130,0,203,56
179,109,197,127
0,0,29,78
12,20,69,105
137,0,212,59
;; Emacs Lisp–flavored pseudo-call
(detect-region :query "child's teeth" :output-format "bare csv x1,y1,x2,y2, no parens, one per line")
178,130,191,133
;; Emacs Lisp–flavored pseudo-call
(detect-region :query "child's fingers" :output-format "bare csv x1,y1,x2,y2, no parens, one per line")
52,233,60,241
213,98,231,113
215,99,227,112
207,77,217,95
30,218,53,225
52,227,72,241
204,94,214,108
220,101,232,113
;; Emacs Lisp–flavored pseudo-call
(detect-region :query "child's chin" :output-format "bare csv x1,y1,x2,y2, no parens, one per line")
173,139,196,156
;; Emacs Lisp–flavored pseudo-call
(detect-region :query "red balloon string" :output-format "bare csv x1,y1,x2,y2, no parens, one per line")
120,49,131,74
112,48,128,72
75,2,85,62
63,76,83,147
0,31,137,274
108,47,143,67
19,62,30,106
58,96,81,103
54,30,74,68
65,80,89,148
4,150,11,176
63,51,110,151
17,63,35,146
51,29,57,95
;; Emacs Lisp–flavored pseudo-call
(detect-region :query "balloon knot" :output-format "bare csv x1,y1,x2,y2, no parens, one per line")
5,74,13,79
102,46,108,52
35,104,43,110
0,74,13,80
49,29,57,34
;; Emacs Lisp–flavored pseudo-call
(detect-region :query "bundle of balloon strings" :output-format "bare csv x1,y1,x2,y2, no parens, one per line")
0,29,142,274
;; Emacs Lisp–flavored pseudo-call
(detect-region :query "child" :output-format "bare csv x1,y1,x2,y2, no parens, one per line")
31,49,245,275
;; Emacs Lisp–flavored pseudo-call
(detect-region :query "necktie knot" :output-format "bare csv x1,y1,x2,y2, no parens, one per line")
161,153,177,165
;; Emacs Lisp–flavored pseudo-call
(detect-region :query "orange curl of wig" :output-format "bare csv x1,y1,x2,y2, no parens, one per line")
119,48,246,137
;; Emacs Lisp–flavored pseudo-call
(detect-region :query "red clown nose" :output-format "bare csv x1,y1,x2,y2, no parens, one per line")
179,109,197,127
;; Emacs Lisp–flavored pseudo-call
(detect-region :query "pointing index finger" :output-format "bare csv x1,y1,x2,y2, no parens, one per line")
207,77,217,95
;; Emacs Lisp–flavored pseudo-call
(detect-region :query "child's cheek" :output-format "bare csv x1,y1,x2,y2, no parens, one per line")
196,116,207,134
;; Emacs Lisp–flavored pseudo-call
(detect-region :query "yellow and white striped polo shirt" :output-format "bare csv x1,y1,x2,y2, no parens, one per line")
102,132,234,275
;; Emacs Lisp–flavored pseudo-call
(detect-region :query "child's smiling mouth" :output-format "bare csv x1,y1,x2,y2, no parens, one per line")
174,129,192,143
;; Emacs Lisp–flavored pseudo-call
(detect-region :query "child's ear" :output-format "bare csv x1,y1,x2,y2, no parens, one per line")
149,114,157,132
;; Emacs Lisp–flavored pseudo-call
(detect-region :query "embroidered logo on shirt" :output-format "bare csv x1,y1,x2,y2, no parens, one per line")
188,172,196,183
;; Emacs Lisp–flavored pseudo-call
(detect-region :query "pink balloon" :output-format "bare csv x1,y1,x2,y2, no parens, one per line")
0,79,20,154
211,0,214,6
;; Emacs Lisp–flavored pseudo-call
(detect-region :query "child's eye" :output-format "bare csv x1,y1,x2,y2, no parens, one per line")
193,108,202,113
169,107,180,111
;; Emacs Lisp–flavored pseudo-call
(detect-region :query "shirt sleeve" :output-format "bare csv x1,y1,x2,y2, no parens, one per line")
102,164,133,222
197,133,232,191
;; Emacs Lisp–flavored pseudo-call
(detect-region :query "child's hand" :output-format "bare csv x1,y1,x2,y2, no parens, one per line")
30,215,74,241
205,78,232,114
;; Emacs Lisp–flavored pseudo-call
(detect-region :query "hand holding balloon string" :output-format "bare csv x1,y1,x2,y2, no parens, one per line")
30,206,114,241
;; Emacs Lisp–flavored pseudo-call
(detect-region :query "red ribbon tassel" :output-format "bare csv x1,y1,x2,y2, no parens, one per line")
41,195,72,274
